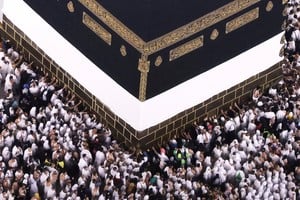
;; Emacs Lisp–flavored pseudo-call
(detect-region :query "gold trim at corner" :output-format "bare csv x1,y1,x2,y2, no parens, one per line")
138,55,150,101
78,0,145,52
169,35,204,62
139,71,148,101
82,12,112,46
225,7,259,34
79,0,260,56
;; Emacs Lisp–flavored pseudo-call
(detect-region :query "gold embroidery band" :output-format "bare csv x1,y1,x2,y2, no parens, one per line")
169,35,204,61
79,0,260,55
138,55,150,101
144,0,260,55
225,7,260,34
79,0,145,52
82,12,112,45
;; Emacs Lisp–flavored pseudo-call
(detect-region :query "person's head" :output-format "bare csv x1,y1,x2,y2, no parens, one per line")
11,181,19,192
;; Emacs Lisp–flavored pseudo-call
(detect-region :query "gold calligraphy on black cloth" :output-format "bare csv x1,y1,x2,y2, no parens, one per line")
77,0,264,101
78,0,261,56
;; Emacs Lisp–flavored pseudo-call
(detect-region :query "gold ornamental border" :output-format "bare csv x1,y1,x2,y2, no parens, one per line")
82,12,112,45
78,0,145,52
169,36,204,61
225,7,260,34
78,0,261,56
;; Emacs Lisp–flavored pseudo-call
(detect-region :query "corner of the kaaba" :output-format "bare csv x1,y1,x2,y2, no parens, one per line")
22,0,285,101
0,0,287,152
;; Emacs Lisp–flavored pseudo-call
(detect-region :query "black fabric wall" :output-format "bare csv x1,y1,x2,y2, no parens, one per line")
24,0,284,99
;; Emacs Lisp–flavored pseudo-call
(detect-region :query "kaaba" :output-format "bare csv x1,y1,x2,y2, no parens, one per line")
23,0,284,101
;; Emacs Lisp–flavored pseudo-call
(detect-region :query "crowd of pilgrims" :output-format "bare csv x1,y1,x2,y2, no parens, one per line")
0,1,299,200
